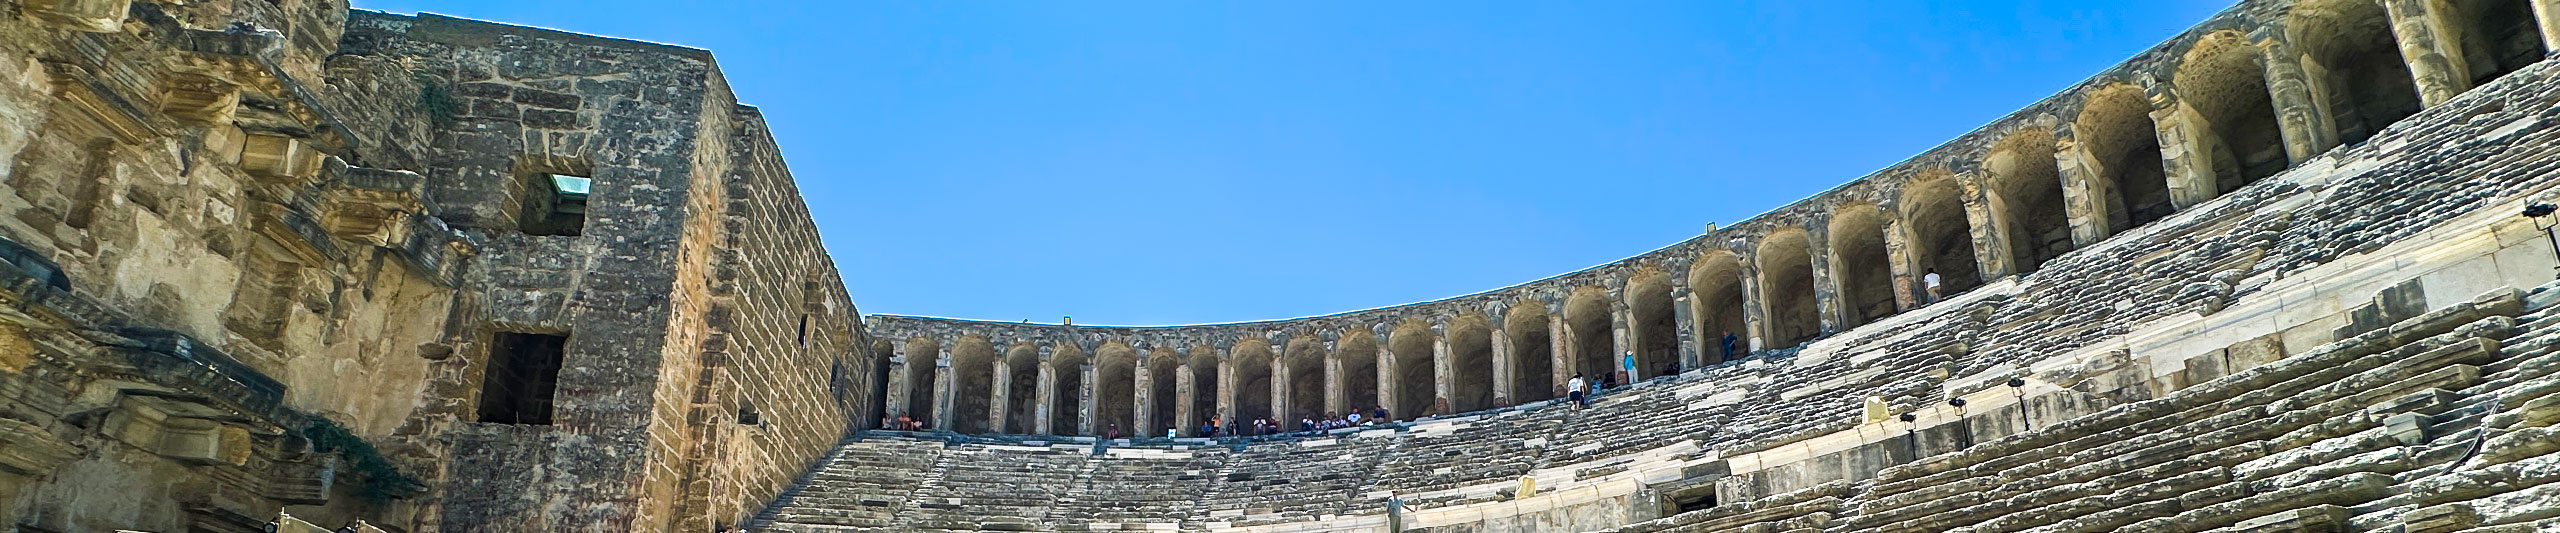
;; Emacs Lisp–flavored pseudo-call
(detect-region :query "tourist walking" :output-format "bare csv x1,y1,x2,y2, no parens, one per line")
1721,331,1740,362
1924,268,1943,302
1566,373,1587,409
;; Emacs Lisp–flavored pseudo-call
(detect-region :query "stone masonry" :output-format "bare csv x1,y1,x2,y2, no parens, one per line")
3,0,2560,532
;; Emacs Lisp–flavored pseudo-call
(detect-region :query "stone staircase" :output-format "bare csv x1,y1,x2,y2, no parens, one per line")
1048,446,1228,530
1364,409,1565,508
891,443,1091,531
751,438,946,532
1197,434,1391,527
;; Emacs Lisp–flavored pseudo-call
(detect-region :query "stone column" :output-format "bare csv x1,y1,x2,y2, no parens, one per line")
1268,355,1286,424
2382,0,2474,107
1490,326,1513,406
1547,311,1569,397
1610,301,1633,383
2536,0,2560,55
883,349,911,421
1325,341,1347,416
1373,333,1397,420
1035,347,1055,435
931,345,956,431
1133,357,1154,437
1078,362,1097,436
2142,83,2220,210
1216,347,1236,429
1431,328,1453,416
2253,29,2339,164
1880,217,1919,312
2053,128,2118,247
1805,229,1845,335
990,358,1012,434
1958,172,2018,279
1671,286,1698,372
1738,264,1769,352
1175,361,1196,437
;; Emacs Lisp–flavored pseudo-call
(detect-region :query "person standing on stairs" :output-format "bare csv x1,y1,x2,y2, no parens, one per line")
1567,373,1588,409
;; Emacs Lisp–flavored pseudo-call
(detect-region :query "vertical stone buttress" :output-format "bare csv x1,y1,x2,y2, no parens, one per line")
1547,312,1570,396
1035,346,1056,435
1133,355,1153,436
2253,29,2341,164
1175,359,1197,435
1957,173,2019,280
2143,82,2220,210
932,344,956,430
1373,333,1397,419
2053,125,2116,247
1271,345,1292,424
1610,301,1632,383
1079,361,1098,435
1805,227,1845,336
1880,217,1919,312
990,357,1011,434
2381,0,2474,107
1738,263,1769,352
1490,325,1513,406
1431,330,1453,416
1324,342,1347,417
1671,285,1698,372
884,344,912,420
1216,347,1236,430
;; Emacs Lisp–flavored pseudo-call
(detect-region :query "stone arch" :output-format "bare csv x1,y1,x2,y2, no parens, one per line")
903,337,941,426
1004,343,1040,434
1335,330,1382,415
867,338,895,428
1282,336,1327,424
2287,0,2420,145
1230,338,1276,427
1825,204,1897,328
1623,271,1678,378
1048,342,1087,435
1445,313,1496,413
1146,347,1179,437
2073,83,2175,232
1094,341,1138,437
1562,287,1615,381
1187,346,1219,431
1903,170,1985,297
1387,321,1437,420
2455,0,2549,86
1756,230,1821,348
1982,128,2073,273
1687,252,1750,363
2175,30,2288,196
1501,303,1555,402
950,336,998,434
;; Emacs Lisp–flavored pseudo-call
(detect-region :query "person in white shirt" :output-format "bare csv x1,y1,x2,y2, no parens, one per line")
1923,268,1943,302
1566,373,1588,409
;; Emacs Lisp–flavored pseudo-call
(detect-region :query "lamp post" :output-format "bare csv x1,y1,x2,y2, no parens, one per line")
2007,378,2030,432
2527,203,2559,279
1948,398,1971,449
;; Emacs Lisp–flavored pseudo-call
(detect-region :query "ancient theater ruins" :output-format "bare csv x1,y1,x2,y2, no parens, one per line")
2,0,2560,531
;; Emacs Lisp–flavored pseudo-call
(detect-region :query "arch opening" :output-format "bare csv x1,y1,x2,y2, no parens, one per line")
1388,322,1437,420
1336,331,1382,416
1985,129,2074,273
2176,32,2288,196
1826,205,1897,328
1688,253,1750,363
1502,305,1555,402
1756,231,1822,348
1004,344,1040,434
1147,348,1179,437
2290,0,2421,146
1094,342,1138,437
2075,84,2174,232
1563,287,1616,382
1231,340,1276,428
1446,315,1495,413
1187,347,1219,433
903,337,941,427
1904,172,1986,298
1625,272,1678,378
1048,343,1087,435
1283,337,1327,424
950,336,998,434
2458,0,2549,86
867,338,894,429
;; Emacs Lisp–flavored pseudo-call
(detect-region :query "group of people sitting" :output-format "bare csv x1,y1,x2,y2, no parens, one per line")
881,413,926,431
1197,407,1391,438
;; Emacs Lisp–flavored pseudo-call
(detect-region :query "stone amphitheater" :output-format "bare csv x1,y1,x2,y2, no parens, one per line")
0,0,2558,531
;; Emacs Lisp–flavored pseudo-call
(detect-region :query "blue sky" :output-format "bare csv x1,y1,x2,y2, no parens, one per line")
355,1,2231,325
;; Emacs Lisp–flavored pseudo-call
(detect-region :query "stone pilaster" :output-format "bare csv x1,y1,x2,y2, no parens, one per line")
1738,264,1768,352
1217,347,1237,429
2053,128,2117,247
1547,312,1569,396
883,351,911,422
1324,342,1347,416
1490,326,1513,405
1880,217,1919,311
1957,172,2018,280
1373,334,1397,420
1431,329,1452,416
1804,228,1845,335
1610,302,1632,383
1174,360,1196,436
1078,362,1097,435
2381,0,2473,107
1670,286,1698,372
931,346,955,431
2253,29,2340,164
1035,347,1055,435
1132,357,1153,437
989,359,1011,434
2143,83,2220,210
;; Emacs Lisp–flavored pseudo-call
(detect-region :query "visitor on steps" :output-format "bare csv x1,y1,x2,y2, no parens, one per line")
1346,411,1363,426
1373,407,1389,424
1721,331,1740,362
1924,268,1943,302
1567,373,1587,409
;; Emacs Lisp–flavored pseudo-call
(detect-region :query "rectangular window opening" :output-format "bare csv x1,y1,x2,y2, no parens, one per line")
478,332,569,424
520,173,590,236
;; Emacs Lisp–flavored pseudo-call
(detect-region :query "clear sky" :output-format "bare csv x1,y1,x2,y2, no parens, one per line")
353,1,2232,326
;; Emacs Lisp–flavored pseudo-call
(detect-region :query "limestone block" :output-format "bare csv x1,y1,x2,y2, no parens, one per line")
158,73,240,124
2400,503,2477,533
239,133,322,184
21,0,128,32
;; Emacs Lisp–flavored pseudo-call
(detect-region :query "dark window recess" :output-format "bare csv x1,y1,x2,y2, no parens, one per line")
1669,488,1718,514
737,399,762,426
478,332,569,424
797,314,812,347
520,173,590,236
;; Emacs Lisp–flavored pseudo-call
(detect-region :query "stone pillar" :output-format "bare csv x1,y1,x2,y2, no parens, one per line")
2053,128,2117,247
2253,29,2339,164
2142,83,2220,210
1078,362,1097,435
1957,173,2017,280
1175,362,1196,436
1325,342,1347,416
1035,347,1055,435
1880,217,1919,312
1610,301,1632,383
1133,357,1154,437
1805,229,1845,335
1671,286,1698,372
931,346,956,431
883,351,912,422
990,358,1012,434
1216,348,1236,430
1268,355,1286,424
1546,311,1569,397
2382,0,2474,107
2536,0,2560,55
1738,264,1769,352
1490,326,1513,406
1373,333,1397,420
1431,328,1453,416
